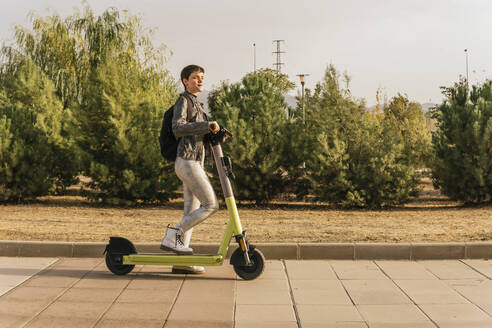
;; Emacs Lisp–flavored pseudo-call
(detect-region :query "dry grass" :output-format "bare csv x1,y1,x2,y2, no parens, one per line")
0,178,491,243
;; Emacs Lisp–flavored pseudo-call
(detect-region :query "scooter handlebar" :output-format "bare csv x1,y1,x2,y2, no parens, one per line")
205,126,232,145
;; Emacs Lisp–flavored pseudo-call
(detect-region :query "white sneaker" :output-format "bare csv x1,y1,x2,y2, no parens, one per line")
160,226,193,255
172,266,205,274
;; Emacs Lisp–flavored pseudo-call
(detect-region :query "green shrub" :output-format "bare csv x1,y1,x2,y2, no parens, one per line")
208,69,294,203
2,6,180,204
303,66,421,208
0,60,77,202
431,79,492,203
75,59,179,204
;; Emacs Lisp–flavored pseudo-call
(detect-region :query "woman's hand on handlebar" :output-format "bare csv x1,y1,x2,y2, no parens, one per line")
209,121,220,134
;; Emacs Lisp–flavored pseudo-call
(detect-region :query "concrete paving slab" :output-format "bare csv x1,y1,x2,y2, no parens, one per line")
256,267,288,280
23,274,82,288
263,260,285,271
52,258,101,269
0,284,12,295
236,287,292,305
57,286,122,303
463,259,492,279
175,279,235,304
477,302,492,316
357,304,430,323
165,320,233,328
0,314,31,328
368,323,435,328
375,261,438,280
237,322,299,328
95,318,165,328
4,258,492,327
0,256,57,296
1,286,65,302
126,276,183,290
437,323,492,328
116,288,178,303
294,287,353,305
419,303,492,326
0,273,33,286
0,257,57,268
235,304,297,322
302,323,367,328
395,279,469,304
38,300,111,318
72,275,132,289
330,261,388,280
296,304,364,323
167,301,234,322
419,260,486,279
291,280,352,305
0,298,51,316
102,301,170,321
444,279,492,304
284,260,338,280
236,261,290,306
166,265,236,327
236,277,289,290
342,280,412,305
235,321,298,328
25,316,98,328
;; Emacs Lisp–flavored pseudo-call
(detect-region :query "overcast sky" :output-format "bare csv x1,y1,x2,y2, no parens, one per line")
1,0,490,105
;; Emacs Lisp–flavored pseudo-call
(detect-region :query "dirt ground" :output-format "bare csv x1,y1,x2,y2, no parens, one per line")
0,178,491,243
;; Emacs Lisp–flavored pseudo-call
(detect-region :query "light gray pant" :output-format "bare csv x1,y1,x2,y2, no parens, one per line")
175,157,219,247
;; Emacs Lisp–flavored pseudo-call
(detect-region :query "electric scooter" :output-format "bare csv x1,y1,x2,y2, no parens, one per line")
104,127,265,280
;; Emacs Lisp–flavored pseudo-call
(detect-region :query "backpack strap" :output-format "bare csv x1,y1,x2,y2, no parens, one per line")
181,92,195,122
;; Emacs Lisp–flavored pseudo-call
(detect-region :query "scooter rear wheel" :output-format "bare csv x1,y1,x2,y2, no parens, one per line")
233,248,265,280
105,253,134,275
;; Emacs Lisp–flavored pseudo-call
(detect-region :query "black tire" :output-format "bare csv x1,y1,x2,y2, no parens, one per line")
233,248,265,280
105,253,135,275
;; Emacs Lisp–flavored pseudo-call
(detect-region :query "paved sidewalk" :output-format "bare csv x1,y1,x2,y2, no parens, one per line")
1,258,492,327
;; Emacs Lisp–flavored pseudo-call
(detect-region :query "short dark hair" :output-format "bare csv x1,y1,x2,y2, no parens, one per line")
180,65,204,88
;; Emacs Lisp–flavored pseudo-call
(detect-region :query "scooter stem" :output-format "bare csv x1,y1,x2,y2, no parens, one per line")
211,144,234,198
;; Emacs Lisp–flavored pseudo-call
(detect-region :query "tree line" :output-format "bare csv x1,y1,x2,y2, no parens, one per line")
1,7,490,207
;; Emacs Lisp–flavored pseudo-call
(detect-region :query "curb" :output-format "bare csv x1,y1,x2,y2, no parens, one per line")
1,240,491,260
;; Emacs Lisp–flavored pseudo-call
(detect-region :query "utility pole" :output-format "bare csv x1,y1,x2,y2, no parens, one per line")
253,43,256,72
464,49,469,86
272,40,285,72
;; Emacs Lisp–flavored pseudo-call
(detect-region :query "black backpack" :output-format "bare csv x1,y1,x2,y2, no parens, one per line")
159,94,193,161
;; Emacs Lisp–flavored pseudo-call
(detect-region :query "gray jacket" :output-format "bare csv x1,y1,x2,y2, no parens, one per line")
172,91,209,161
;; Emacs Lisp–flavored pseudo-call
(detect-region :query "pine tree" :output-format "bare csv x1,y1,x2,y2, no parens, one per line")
1,6,179,203
0,60,72,202
432,79,492,203
383,94,432,167
208,69,294,203
303,65,420,208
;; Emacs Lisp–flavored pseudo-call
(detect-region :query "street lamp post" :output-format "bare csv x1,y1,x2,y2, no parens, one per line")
464,49,469,85
297,74,309,123
253,43,256,73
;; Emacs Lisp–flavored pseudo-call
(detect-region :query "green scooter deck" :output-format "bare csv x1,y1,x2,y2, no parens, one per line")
123,253,224,266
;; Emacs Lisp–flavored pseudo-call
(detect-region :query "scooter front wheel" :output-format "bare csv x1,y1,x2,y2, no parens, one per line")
105,253,135,275
232,248,265,280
